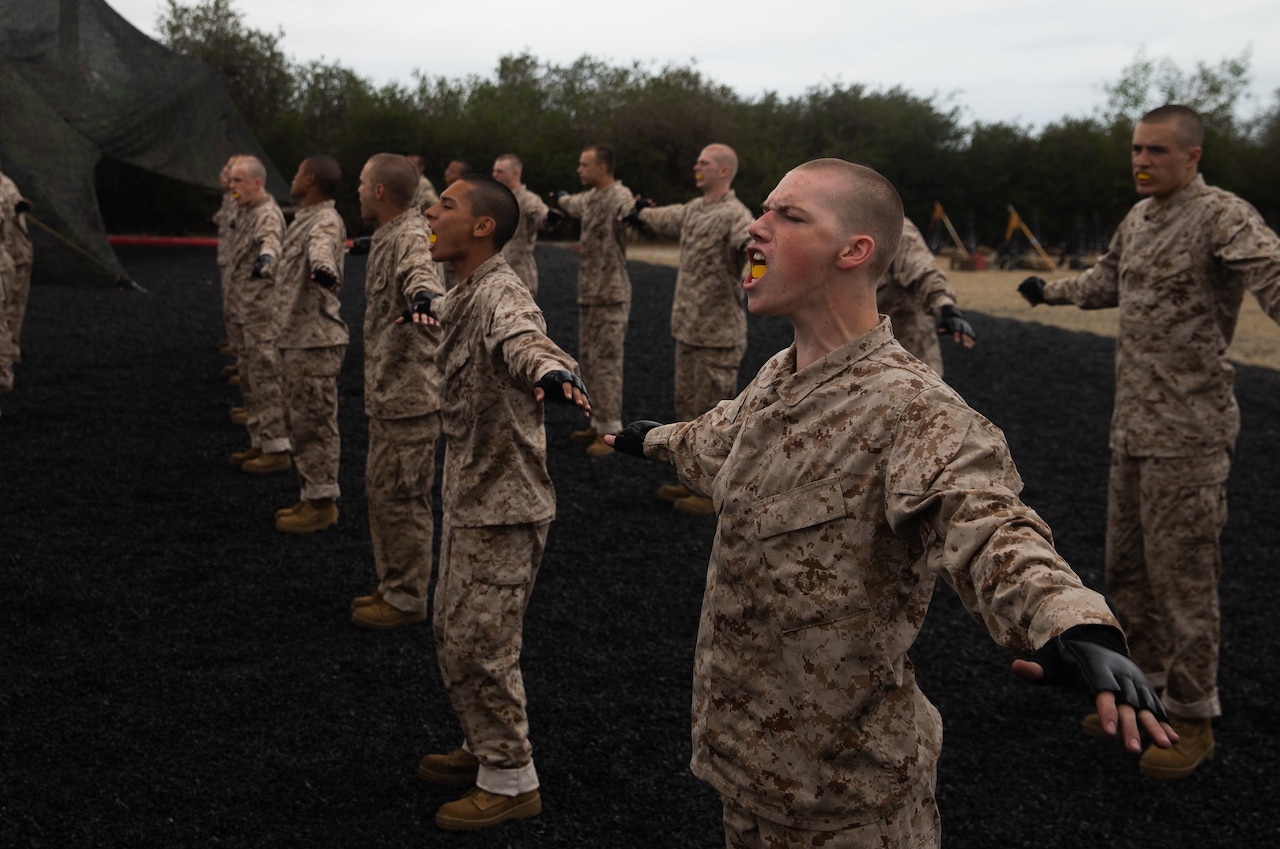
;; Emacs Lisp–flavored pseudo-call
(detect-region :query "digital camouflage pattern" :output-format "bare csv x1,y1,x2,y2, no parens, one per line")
362,208,443,420
431,254,579,528
637,189,754,349
281,346,345,500
274,200,348,500
228,196,288,453
433,520,548,791
366,413,440,613
0,172,31,361
1043,174,1280,721
643,319,1119,830
558,180,634,305
638,189,754,420
877,218,958,376
1042,175,1280,458
502,184,550,297
274,199,348,349
413,173,439,213
430,254,580,792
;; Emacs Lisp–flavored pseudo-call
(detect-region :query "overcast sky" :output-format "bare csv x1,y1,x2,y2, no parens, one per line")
106,0,1280,130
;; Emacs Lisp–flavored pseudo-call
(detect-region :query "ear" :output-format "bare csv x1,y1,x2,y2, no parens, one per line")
374,182,387,201
834,234,875,271
472,216,497,239
1186,146,1203,168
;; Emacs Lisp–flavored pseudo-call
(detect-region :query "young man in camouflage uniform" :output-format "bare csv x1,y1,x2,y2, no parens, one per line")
215,155,244,405
609,158,1174,847
491,153,558,298
0,166,33,365
0,170,13,398
629,143,755,514
1019,104,1280,779
553,144,634,457
410,174,589,831
272,155,348,534
878,216,975,376
406,154,440,213
348,153,445,630
225,157,289,475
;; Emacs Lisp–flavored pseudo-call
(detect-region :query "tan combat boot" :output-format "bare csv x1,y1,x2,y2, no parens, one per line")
435,787,541,831
229,446,261,467
657,484,691,502
241,451,291,475
569,426,597,445
275,499,337,534
1139,715,1214,779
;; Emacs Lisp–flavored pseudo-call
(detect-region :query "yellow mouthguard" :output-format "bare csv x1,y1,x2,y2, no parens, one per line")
429,233,437,245
1136,172,1152,181
751,260,766,280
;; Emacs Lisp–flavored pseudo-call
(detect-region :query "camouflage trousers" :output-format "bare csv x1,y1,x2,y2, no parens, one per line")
1105,450,1229,719
0,271,12,391
579,302,629,434
367,414,441,615
674,340,745,422
4,260,30,360
721,780,940,849
239,321,290,454
282,345,346,501
433,520,549,794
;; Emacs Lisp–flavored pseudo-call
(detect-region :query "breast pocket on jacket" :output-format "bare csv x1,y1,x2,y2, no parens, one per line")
754,477,870,633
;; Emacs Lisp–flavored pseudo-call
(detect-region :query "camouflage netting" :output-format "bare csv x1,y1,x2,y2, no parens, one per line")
0,0,287,286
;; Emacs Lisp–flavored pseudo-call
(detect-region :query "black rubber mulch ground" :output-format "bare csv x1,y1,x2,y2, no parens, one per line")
2,244,1278,848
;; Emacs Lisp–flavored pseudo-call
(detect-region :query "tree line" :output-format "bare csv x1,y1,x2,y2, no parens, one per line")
100,0,1280,256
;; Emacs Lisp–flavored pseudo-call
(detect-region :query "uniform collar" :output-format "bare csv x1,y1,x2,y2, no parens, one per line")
772,318,897,406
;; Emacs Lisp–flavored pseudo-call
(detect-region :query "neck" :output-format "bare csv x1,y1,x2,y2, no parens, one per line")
789,281,879,371
377,205,410,227
449,249,494,283
701,184,729,202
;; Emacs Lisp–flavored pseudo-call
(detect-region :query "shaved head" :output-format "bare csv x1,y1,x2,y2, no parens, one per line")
703,143,739,181
793,158,903,283
365,153,419,210
1140,104,1204,151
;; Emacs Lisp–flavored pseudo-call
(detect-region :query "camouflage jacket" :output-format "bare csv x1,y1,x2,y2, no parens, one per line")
877,217,957,374
558,180,633,305
413,174,439,212
226,196,286,326
638,190,754,348
501,184,550,295
363,208,443,419
0,173,32,265
433,253,579,527
643,318,1117,829
1044,175,1280,456
213,191,237,269
274,200,348,349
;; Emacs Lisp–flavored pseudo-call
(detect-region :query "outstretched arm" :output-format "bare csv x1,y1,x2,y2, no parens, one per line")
1011,624,1176,755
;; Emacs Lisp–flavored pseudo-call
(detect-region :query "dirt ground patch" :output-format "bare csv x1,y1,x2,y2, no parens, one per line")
2,243,1278,848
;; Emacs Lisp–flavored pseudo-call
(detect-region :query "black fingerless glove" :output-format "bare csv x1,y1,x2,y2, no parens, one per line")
250,255,273,279
534,370,589,404
311,266,340,291
937,304,975,339
611,420,663,457
348,236,372,256
400,290,437,322
1030,624,1168,721
1018,276,1046,305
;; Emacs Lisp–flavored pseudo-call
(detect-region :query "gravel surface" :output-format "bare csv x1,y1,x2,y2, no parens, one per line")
2,243,1277,847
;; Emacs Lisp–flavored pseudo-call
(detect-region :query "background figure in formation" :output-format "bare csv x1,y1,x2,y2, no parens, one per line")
406,154,440,212
553,144,634,457
491,153,558,298
0,164,33,368
273,154,348,534
627,143,754,514
608,158,1173,848
225,157,289,475
349,153,445,630
878,216,975,375
413,174,590,831
1018,104,1280,779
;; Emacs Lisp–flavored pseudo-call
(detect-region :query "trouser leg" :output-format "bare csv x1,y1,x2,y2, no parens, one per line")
366,414,439,614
